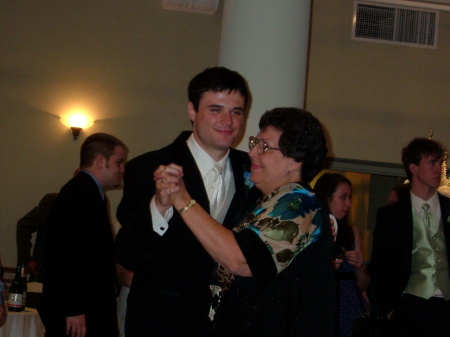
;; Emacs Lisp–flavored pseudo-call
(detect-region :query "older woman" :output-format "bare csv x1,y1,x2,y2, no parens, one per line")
155,107,336,336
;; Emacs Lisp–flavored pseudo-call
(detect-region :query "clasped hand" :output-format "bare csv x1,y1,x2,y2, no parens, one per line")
333,250,364,270
345,250,364,270
154,164,190,211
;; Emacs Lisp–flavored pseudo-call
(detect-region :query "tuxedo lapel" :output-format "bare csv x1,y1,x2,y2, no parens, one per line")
223,150,246,228
397,197,414,265
222,149,261,229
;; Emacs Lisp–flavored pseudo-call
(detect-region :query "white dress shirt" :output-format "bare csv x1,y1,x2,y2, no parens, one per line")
411,190,441,227
150,133,235,235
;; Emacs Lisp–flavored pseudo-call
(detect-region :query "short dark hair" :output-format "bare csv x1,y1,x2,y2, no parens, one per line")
259,107,328,183
188,67,249,111
391,182,411,202
80,133,128,168
401,137,445,181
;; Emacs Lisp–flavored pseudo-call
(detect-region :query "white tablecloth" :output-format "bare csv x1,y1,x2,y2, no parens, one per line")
0,307,45,337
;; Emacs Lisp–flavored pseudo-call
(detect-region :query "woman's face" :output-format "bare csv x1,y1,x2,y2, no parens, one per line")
249,126,298,195
328,182,352,220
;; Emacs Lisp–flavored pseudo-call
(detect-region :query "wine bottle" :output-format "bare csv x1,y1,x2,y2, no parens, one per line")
20,263,27,310
8,263,23,312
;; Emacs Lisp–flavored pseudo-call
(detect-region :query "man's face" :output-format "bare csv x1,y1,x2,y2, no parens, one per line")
410,154,443,190
189,90,245,161
103,145,127,189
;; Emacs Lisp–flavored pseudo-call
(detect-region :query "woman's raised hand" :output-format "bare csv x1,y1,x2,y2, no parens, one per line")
154,164,191,210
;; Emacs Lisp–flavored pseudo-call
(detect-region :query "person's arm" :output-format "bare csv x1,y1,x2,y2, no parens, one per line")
330,214,343,270
155,163,251,276
116,263,134,288
347,226,370,292
117,158,154,227
178,199,251,276
149,196,173,235
16,193,56,276
115,158,156,270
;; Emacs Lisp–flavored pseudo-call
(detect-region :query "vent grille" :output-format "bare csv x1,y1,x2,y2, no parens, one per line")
162,0,219,14
352,1,439,48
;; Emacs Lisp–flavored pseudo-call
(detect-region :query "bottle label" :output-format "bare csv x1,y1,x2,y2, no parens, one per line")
8,293,23,308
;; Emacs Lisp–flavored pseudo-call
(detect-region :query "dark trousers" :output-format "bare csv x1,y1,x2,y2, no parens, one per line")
125,287,212,337
39,302,118,337
389,293,450,337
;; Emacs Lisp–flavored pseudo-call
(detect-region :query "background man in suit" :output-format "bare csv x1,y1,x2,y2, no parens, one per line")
115,67,255,337
369,137,450,337
16,193,58,282
39,133,128,337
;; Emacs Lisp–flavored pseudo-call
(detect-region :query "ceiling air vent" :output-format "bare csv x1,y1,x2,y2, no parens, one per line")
162,0,219,14
352,1,439,48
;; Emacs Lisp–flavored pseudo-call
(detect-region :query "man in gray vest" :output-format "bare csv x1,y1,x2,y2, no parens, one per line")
369,137,450,337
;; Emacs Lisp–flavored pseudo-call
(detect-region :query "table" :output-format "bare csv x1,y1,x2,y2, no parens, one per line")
0,307,45,337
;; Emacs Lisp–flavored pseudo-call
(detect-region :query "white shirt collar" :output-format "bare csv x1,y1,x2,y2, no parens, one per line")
186,133,230,179
411,190,440,221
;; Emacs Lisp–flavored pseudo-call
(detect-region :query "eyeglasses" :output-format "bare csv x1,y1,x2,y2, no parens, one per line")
249,136,280,154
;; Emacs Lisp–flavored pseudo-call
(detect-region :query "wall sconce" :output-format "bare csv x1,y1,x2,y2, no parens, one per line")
70,126,82,140
60,112,94,140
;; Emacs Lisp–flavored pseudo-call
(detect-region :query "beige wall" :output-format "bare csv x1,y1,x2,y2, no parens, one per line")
307,0,450,164
0,1,224,267
308,0,450,260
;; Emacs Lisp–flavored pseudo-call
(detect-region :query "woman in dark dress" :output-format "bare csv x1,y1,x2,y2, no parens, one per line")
314,173,370,337
155,107,336,337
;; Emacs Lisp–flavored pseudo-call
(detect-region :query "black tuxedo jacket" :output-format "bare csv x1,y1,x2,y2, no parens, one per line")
368,193,450,316
115,131,258,336
39,172,118,337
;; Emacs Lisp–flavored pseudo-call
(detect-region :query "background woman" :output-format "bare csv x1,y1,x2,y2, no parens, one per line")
155,107,336,336
387,182,411,204
314,173,370,337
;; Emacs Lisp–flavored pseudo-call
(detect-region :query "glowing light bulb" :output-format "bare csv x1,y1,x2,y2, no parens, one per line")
68,114,89,128
60,110,95,140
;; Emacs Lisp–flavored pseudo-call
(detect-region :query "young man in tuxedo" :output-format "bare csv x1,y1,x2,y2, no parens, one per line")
369,137,450,337
39,133,128,337
115,67,256,337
